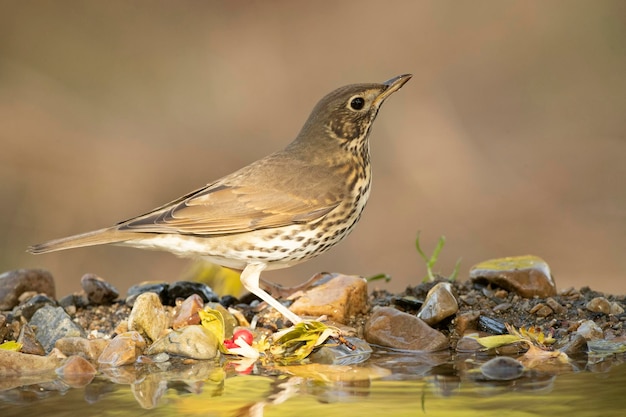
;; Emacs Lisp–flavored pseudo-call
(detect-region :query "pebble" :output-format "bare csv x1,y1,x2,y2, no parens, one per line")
55,337,110,361
15,294,57,320
289,274,369,324
55,355,97,387
546,297,567,315
81,273,119,305
530,303,553,317
172,294,204,330
0,348,64,376
0,269,56,310
364,306,448,351
98,331,147,367
478,315,507,334
586,297,611,315
576,320,603,340
126,282,170,306
17,323,45,355
469,255,556,298
127,292,170,342
308,336,372,365
30,305,86,353
146,325,219,360
167,281,219,305
480,356,525,380
557,333,588,355
454,311,480,336
610,302,624,315
417,282,458,325
455,336,484,353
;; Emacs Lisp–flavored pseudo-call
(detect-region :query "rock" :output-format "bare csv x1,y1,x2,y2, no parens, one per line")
56,355,97,387
17,323,45,355
289,274,369,324
167,281,219,305
0,349,65,376
530,303,553,317
364,306,448,351
480,356,524,380
469,255,556,298
576,320,603,340
55,337,109,361
98,331,146,367
546,297,567,315
308,336,372,365
30,305,86,353
15,294,57,320
417,282,458,325
127,292,169,342
81,273,119,305
557,333,588,355
454,311,480,336
455,336,484,353
610,302,624,315
126,282,170,306
586,297,611,315
478,315,507,334
0,269,56,310
147,325,219,360
172,294,204,330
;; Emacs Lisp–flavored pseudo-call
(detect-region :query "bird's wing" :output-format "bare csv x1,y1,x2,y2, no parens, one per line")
117,162,343,236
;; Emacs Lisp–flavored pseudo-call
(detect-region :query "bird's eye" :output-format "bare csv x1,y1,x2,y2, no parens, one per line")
349,97,365,111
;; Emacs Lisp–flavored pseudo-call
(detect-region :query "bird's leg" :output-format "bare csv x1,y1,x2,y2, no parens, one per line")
240,263,302,325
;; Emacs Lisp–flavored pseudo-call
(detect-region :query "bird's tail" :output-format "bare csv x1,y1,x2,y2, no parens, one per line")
27,228,142,254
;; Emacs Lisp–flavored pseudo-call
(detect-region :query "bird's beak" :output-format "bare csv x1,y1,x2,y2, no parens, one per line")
374,74,413,105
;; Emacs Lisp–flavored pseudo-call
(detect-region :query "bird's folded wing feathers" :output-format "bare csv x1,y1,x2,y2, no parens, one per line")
117,182,341,235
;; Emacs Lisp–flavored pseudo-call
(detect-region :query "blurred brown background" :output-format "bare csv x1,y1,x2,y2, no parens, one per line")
1,1,624,297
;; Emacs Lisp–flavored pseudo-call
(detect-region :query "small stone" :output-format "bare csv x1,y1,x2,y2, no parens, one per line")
172,294,204,330
17,323,45,355
557,333,588,355
454,311,480,335
546,297,566,315
469,255,556,298
480,356,524,380
127,292,169,342
16,294,58,320
492,303,512,312
30,305,86,353
56,355,97,387
586,297,611,314
290,274,369,324
81,273,119,305
610,302,624,315
308,336,372,365
167,281,219,305
417,282,458,325
98,331,146,367
530,303,553,317
576,320,603,340
0,349,64,376
478,315,507,334
0,269,56,310
364,306,448,351
126,282,169,306
455,336,484,353
55,337,109,361
147,325,219,360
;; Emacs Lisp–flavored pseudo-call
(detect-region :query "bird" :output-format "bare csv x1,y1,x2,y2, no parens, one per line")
28,74,412,325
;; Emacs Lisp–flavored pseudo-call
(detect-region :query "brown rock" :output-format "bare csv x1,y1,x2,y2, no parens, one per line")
0,269,56,310
417,282,458,325
17,323,45,355
289,274,369,324
0,349,64,376
98,331,146,367
364,306,448,351
147,325,219,360
469,255,556,298
586,297,611,315
55,337,109,361
172,294,204,330
81,273,119,305
128,292,169,342
56,355,97,387
454,311,480,336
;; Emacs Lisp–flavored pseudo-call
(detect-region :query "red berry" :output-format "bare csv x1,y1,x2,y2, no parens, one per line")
232,328,254,345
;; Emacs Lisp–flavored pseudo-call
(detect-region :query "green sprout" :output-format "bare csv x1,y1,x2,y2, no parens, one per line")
415,232,461,282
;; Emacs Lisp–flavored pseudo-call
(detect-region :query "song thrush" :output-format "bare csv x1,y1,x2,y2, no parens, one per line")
28,74,412,324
